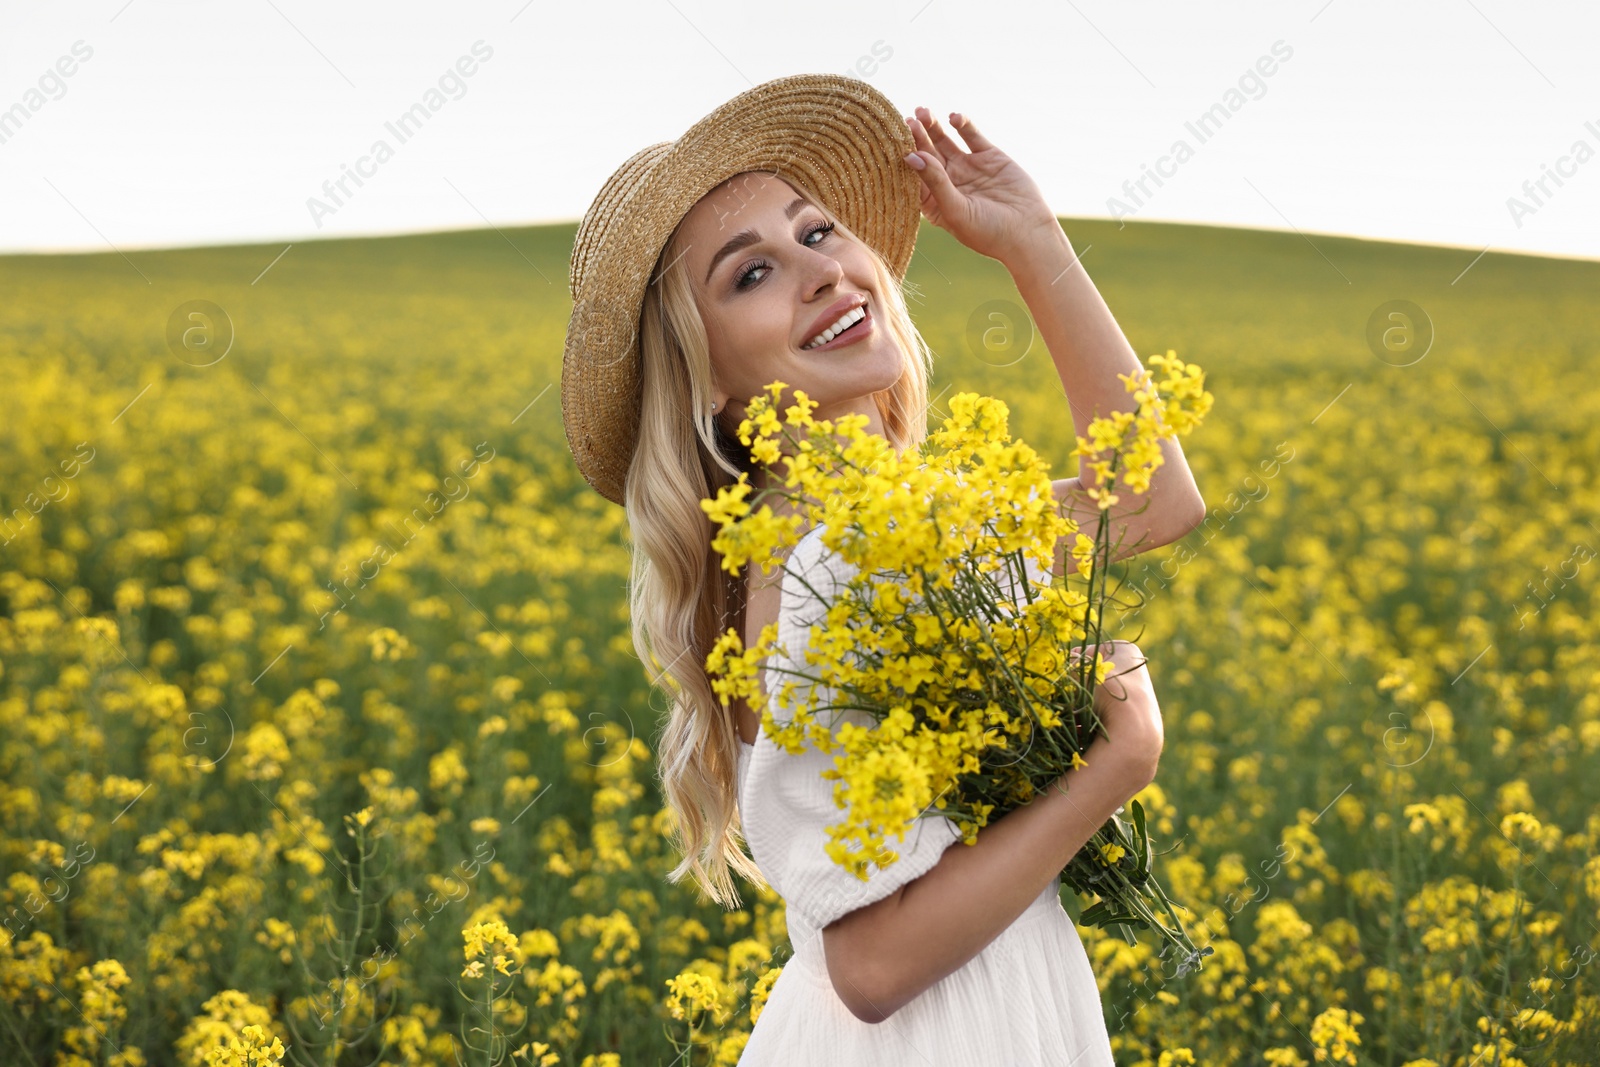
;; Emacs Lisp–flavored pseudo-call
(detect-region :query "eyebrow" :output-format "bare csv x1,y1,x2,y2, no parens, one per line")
703,196,814,286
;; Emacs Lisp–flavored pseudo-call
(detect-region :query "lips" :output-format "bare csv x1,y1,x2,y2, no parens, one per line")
799,303,873,352
799,294,869,350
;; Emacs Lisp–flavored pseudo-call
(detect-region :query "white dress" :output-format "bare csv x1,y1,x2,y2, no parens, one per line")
735,523,1117,1065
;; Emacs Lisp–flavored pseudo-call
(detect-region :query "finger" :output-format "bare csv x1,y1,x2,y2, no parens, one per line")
906,115,943,164
907,145,959,208
916,176,941,223
904,150,937,214
949,112,996,153
914,106,964,164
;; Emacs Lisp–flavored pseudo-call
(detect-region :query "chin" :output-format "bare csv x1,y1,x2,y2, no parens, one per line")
786,337,903,403
857,346,906,394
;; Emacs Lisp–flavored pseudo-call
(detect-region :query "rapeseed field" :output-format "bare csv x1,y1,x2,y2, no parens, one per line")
2,218,1597,1065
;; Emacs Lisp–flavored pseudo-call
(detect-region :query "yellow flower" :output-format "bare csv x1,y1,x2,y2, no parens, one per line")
694,367,1209,955
1499,811,1548,849
462,919,519,978
664,968,729,1025
1309,1006,1364,1066
702,475,754,527
751,436,782,465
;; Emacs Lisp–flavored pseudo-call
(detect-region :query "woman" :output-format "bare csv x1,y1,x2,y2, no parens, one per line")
561,74,1204,1064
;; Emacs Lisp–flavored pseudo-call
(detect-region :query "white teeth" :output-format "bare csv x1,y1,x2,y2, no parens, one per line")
802,305,866,349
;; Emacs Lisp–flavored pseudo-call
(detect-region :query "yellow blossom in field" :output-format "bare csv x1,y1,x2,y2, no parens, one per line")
664,968,728,1024
1310,1006,1363,1064
512,1042,562,1067
58,959,135,1063
367,626,412,661
176,991,285,1067
519,927,561,960
712,1031,750,1064
462,918,520,979
1511,1007,1561,1034
429,745,469,797
1499,811,1551,850
1404,801,1441,834
1495,778,1536,815
12,234,1600,1067
202,1025,285,1067
749,966,783,1025
254,918,297,966
1264,1049,1310,1067
240,723,290,782
99,775,147,805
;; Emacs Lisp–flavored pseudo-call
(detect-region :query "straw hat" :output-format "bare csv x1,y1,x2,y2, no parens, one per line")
561,73,923,506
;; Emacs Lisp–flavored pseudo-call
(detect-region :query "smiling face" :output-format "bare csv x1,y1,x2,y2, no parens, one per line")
675,172,903,436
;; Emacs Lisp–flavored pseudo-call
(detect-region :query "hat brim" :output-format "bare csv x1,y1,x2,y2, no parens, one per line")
561,73,922,507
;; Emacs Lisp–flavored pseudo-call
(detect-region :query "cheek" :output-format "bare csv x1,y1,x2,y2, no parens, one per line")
695,296,735,363
701,311,754,389
721,295,793,360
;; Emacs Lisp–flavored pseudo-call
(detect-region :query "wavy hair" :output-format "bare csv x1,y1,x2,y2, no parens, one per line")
624,173,935,908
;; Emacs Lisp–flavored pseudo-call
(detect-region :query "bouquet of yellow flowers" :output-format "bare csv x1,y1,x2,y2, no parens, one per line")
703,351,1214,977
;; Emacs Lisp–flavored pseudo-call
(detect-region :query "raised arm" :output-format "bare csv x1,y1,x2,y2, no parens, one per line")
900,107,1206,574
1004,227,1206,571
819,640,1164,1024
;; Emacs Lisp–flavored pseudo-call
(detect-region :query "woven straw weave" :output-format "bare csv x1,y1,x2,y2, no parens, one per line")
561,73,922,506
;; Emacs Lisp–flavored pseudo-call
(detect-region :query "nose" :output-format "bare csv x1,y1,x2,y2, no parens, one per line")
801,245,846,299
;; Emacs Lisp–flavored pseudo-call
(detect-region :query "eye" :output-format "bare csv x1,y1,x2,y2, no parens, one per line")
733,220,836,291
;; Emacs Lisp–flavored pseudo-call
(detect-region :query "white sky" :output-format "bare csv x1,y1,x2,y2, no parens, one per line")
3,0,1597,260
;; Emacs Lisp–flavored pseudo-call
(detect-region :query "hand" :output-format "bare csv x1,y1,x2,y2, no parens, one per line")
902,106,1061,265
1073,640,1164,782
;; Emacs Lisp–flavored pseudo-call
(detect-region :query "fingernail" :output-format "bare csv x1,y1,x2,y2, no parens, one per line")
903,152,926,171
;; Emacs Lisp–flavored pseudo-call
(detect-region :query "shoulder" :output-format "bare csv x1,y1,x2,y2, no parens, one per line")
778,523,849,618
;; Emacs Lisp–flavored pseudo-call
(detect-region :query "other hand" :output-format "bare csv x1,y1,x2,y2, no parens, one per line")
903,106,1060,265
1074,640,1164,781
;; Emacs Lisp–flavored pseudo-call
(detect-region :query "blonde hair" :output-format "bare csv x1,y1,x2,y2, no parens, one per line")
625,173,934,907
